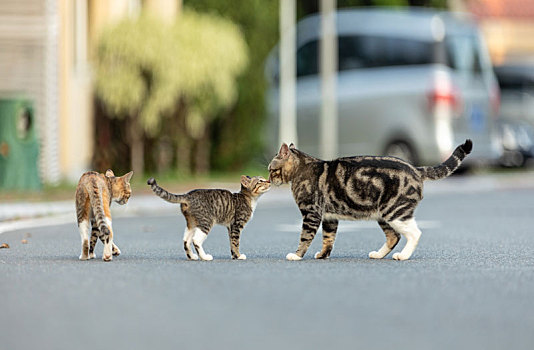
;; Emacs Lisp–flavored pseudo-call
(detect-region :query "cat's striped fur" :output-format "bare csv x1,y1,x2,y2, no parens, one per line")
75,169,133,261
268,140,472,261
147,176,270,260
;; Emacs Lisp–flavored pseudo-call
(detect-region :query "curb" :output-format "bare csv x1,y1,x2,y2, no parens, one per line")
1,173,533,234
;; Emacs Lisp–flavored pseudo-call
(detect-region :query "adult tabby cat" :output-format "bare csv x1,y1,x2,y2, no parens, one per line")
75,169,133,261
147,176,270,261
268,140,472,261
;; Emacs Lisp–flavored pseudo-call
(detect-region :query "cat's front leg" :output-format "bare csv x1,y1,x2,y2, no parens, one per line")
314,219,338,259
228,225,246,260
101,217,114,262
112,243,121,256
287,207,322,261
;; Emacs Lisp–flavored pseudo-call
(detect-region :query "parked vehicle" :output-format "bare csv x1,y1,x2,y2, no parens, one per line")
494,63,534,167
265,8,501,165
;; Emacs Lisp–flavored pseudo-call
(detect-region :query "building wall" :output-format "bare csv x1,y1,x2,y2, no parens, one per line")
0,0,60,185
1,0,180,185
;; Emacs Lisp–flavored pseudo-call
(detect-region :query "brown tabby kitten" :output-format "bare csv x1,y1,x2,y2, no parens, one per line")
75,169,133,261
147,176,270,261
268,140,472,261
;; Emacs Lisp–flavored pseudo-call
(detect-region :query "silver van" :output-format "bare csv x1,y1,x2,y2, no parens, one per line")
265,8,501,165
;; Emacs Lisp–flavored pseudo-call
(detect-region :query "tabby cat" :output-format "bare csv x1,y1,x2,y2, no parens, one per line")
75,169,133,261
147,176,270,260
268,140,472,261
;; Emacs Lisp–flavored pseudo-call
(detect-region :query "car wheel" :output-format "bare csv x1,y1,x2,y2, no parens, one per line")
384,141,418,165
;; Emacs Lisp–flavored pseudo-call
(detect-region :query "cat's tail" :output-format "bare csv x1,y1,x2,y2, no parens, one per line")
147,178,187,204
417,139,473,181
88,185,111,236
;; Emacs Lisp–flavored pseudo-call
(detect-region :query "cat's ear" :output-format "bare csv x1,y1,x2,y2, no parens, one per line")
289,143,296,150
279,143,290,159
123,171,133,183
240,175,252,187
105,169,115,178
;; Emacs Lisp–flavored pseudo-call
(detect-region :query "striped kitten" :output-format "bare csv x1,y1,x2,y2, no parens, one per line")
147,176,271,261
75,169,133,261
268,140,472,261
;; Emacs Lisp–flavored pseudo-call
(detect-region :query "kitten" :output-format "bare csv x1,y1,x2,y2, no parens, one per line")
75,169,133,261
147,176,271,261
268,140,472,261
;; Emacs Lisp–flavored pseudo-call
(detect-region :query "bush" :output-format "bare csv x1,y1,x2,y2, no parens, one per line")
93,10,248,175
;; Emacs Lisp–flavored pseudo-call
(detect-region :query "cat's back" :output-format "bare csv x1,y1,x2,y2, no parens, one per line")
76,171,106,191
184,188,234,207
182,188,237,223
335,155,420,177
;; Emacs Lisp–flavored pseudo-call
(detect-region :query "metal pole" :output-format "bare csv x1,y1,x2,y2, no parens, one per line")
279,0,297,146
320,0,337,159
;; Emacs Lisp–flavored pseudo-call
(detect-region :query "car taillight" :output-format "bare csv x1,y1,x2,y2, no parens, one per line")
427,72,462,116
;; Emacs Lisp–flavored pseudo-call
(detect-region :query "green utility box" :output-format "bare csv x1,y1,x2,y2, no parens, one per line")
0,97,41,190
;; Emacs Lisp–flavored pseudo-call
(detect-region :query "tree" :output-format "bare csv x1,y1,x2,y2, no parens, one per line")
94,16,174,175
94,11,248,175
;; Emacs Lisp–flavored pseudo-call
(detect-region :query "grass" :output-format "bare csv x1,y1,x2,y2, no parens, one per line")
0,166,270,203
3,163,533,203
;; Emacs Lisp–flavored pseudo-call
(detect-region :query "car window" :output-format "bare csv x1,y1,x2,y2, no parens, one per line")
297,40,319,77
296,35,440,77
446,35,483,75
339,35,438,70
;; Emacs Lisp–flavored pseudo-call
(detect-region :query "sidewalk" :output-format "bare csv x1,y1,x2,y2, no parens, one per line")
1,171,533,234
0,185,294,234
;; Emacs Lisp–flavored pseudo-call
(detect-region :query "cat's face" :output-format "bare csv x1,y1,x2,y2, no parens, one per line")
241,175,271,196
106,170,133,205
268,143,296,186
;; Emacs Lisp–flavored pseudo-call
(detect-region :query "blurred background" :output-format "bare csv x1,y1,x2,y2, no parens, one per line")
0,0,533,192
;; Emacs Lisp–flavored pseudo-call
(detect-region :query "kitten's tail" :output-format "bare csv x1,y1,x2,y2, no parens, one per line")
417,139,473,181
88,185,111,236
147,178,187,204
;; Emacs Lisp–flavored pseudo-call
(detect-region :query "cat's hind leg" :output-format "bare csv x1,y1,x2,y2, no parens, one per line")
314,219,338,259
388,217,422,261
192,228,213,261
183,227,199,260
95,230,121,258
78,219,91,260
369,220,401,259
89,220,99,259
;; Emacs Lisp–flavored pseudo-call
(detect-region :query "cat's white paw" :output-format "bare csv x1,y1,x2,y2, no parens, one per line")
392,252,409,261
189,254,199,261
79,255,89,261
112,247,121,256
237,254,247,260
369,251,384,259
89,253,96,259
314,252,328,259
286,253,302,261
201,254,213,261
102,254,112,262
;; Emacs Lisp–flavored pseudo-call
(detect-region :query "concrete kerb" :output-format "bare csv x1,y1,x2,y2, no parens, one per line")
0,187,295,235
1,173,532,235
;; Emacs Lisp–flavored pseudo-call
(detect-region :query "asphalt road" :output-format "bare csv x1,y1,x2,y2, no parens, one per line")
1,180,534,350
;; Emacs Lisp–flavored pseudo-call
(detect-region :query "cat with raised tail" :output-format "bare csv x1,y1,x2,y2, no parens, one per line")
147,176,270,261
75,169,133,261
268,140,473,261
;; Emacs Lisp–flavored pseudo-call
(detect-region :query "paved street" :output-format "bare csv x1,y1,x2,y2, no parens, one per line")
1,175,534,350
